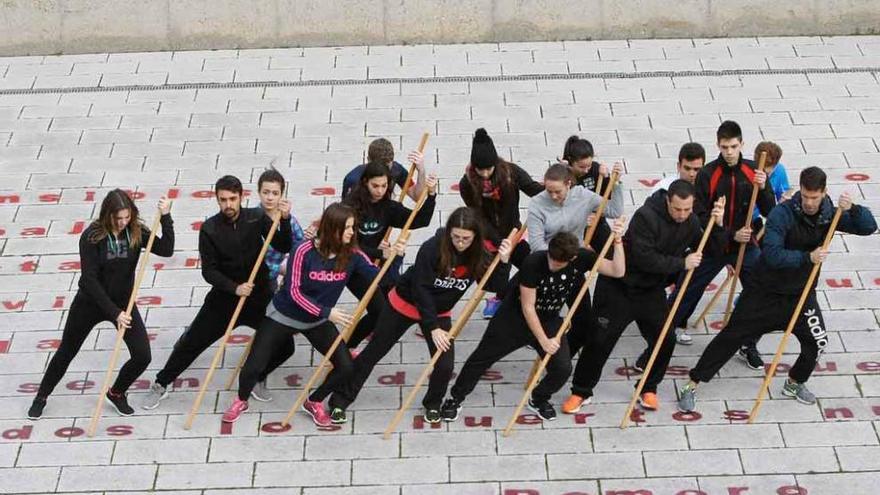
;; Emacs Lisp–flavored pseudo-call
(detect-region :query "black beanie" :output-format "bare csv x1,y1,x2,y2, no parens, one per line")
470,128,499,170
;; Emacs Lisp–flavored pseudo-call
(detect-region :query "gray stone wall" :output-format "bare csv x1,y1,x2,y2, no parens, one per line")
2,0,880,56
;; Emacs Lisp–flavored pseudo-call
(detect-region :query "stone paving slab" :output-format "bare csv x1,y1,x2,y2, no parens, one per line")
0,35,879,495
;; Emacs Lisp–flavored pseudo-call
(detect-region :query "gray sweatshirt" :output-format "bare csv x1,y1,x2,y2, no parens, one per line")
527,183,624,251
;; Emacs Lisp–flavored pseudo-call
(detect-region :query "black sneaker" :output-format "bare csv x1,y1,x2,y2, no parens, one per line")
440,398,462,422
105,391,134,416
329,407,347,424
27,397,47,420
738,346,764,371
527,398,557,421
424,408,442,424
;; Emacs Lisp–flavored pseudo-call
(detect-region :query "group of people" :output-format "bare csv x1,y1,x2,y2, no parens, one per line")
26,121,877,427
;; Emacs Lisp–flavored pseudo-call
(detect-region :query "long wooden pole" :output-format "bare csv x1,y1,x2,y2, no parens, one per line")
583,171,619,246
747,206,842,423
691,271,734,329
502,231,619,437
524,172,619,390
183,212,282,430
620,214,719,429
379,132,430,246
721,152,767,325
382,226,527,439
87,208,165,437
281,186,432,427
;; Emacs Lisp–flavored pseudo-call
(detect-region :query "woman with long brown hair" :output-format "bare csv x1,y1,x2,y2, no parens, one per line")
325,207,512,424
223,202,405,426
27,190,174,420
459,128,542,317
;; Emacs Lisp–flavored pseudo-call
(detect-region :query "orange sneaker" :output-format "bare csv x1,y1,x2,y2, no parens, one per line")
562,394,591,414
639,392,659,411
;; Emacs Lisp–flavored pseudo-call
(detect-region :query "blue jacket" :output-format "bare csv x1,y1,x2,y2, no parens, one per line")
273,240,378,323
754,192,877,294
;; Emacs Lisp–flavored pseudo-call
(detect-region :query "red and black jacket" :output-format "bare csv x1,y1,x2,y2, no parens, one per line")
695,153,776,255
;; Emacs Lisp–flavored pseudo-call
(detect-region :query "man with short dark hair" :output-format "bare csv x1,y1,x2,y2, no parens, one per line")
441,230,626,422
678,167,877,412
142,175,293,410
666,121,775,361
568,180,725,412
651,142,707,194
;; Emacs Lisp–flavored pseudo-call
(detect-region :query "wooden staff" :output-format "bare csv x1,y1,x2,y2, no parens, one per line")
524,171,619,390
595,173,605,199
383,226,527,439
620,209,720,429
748,206,842,423
583,171,619,246
183,212,282,430
691,271,734,329
87,207,166,437
502,230,619,437
756,226,766,243
721,151,767,326
281,186,432,427
379,132,430,247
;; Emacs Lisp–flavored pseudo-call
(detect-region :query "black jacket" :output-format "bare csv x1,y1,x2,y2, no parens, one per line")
459,162,543,243
395,229,506,332
617,189,722,291
78,214,175,320
199,207,292,297
695,153,776,255
344,194,436,261
753,193,877,295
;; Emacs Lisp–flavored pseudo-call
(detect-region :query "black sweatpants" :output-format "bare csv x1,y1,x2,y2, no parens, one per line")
576,277,673,396
38,296,150,398
450,308,572,404
689,286,825,384
344,259,398,349
565,279,601,397
239,317,354,402
329,303,453,411
156,288,272,387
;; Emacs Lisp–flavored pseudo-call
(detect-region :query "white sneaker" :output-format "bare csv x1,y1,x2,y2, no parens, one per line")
141,382,168,410
250,380,273,402
675,327,693,345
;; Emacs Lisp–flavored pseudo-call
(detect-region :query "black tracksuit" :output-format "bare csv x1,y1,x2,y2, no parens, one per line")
329,229,505,410
342,194,436,348
690,194,877,384
669,153,776,328
450,248,598,405
576,190,723,396
459,162,543,292
38,215,175,398
155,208,291,387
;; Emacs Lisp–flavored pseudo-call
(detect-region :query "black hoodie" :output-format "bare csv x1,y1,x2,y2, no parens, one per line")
394,228,507,332
617,189,722,291
78,214,175,320
458,162,544,243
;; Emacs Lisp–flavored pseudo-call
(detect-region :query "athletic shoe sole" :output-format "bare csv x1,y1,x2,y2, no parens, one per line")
105,396,134,417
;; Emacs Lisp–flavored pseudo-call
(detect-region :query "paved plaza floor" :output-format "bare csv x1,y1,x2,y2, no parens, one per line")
0,36,879,494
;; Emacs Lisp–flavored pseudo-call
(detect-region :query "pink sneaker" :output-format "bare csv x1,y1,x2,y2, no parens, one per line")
222,398,248,423
302,399,331,427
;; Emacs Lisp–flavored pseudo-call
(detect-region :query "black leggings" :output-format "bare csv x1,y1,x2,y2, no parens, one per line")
450,309,572,404
156,289,270,387
38,296,150,398
344,264,396,349
329,303,453,411
238,317,354,403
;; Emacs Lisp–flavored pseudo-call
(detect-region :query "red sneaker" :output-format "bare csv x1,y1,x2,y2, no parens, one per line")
302,399,331,427
222,398,249,423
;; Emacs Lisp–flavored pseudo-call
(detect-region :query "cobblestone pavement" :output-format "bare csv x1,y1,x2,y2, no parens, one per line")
0,36,879,494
